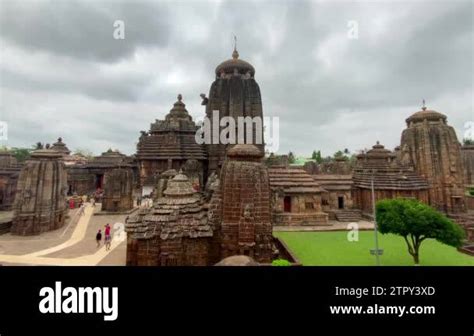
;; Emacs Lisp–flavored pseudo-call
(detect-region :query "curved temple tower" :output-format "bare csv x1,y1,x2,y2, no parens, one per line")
400,104,466,213
205,47,265,174
11,149,68,235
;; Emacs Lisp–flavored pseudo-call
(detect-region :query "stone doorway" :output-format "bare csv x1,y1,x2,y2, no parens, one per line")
95,174,104,189
338,196,344,209
284,196,291,212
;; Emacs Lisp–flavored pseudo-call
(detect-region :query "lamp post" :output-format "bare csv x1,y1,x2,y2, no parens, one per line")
371,172,381,266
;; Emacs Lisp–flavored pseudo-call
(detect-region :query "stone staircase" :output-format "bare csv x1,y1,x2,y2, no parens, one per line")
334,209,362,222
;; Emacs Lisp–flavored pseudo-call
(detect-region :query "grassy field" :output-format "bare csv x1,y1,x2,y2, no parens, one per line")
274,231,474,266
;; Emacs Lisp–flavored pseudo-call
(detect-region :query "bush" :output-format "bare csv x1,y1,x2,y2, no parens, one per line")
272,259,291,266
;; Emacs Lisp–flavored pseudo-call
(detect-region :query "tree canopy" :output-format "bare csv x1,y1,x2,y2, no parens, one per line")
376,198,465,264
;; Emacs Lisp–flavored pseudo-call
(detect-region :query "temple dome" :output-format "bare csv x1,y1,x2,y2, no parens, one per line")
365,141,395,157
406,106,447,124
50,137,71,155
227,144,263,159
215,48,255,76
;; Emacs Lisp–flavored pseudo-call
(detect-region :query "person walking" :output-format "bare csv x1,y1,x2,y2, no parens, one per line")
95,229,102,247
79,203,86,216
104,223,112,251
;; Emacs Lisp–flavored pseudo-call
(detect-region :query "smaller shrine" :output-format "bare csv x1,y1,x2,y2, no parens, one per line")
11,149,68,235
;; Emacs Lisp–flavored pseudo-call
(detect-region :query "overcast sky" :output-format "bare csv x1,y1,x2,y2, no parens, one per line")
0,0,472,157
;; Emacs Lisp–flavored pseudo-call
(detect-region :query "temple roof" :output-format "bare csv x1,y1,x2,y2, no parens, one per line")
353,142,428,190
31,149,63,159
215,48,255,76
50,137,71,155
136,95,207,161
85,149,132,168
163,171,196,197
227,144,263,159
268,167,326,194
312,174,353,191
125,173,211,240
406,105,447,124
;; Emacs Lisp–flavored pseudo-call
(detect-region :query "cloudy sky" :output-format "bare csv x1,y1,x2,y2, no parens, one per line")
0,0,472,157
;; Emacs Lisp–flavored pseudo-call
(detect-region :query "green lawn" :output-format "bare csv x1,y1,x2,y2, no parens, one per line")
275,231,474,266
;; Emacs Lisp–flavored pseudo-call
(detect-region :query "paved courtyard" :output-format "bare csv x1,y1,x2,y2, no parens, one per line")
0,202,374,266
0,203,130,266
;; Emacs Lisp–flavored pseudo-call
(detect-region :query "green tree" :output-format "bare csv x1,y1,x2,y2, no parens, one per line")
333,150,344,159
10,148,32,162
376,198,465,265
463,138,474,145
312,150,322,163
288,151,295,164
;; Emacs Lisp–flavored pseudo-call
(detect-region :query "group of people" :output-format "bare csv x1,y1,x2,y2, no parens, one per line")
95,223,112,251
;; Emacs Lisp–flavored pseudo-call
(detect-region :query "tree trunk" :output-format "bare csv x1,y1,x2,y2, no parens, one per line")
413,253,420,265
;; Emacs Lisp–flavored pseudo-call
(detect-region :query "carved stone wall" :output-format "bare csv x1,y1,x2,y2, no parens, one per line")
11,149,68,235
215,145,273,262
102,168,134,212
400,107,466,213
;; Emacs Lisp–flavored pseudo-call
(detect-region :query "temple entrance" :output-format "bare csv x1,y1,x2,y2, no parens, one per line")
284,196,292,212
95,174,104,189
338,196,344,209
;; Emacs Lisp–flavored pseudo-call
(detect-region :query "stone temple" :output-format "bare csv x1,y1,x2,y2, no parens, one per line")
205,47,264,174
136,94,207,188
400,104,466,213
2,44,473,262
11,149,68,235
126,144,276,265
352,141,429,214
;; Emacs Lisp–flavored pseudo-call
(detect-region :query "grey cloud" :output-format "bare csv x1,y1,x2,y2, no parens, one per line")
0,0,472,157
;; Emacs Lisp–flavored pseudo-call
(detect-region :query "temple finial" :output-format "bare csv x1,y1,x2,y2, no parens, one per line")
232,34,239,59
422,99,426,111
177,94,182,102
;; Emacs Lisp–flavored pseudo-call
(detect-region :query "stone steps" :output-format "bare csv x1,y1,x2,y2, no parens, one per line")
334,209,362,222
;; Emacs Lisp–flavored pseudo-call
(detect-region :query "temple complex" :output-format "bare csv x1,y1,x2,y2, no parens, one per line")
352,142,429,214
400,104,466,213
135,95,207,187
101,168,134,212
10,149,68,235
205,46,264,174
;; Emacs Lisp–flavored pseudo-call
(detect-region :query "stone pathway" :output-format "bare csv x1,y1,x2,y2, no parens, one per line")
0,204,127,266
273,220,374,232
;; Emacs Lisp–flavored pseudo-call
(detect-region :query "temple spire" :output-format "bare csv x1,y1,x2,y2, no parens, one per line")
422,99,427,111
232,34,239,59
